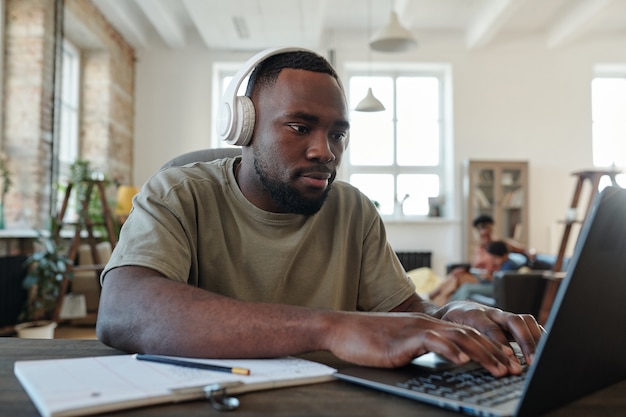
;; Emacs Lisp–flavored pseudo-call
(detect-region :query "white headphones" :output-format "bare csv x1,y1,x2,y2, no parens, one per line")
217,46,326,146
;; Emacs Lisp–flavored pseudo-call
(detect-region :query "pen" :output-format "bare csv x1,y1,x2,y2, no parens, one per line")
134,354,251,376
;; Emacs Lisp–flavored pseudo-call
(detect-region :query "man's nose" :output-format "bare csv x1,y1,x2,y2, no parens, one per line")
307,133,336,163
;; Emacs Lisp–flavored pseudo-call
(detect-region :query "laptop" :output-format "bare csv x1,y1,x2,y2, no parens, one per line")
336,185,626,417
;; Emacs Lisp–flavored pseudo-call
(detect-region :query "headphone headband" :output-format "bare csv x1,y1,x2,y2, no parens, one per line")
217,46,319,146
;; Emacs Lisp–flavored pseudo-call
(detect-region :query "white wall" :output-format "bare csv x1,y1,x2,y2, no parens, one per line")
132,35,626,276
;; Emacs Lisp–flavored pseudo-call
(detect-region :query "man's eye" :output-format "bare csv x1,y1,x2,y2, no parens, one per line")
331,132,348,141
288,124,308,133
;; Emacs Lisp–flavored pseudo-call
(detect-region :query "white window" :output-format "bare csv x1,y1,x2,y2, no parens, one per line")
347,68,449,219
591,68,626,188
211,63,244,149
57,39,80,220
58,39,80,176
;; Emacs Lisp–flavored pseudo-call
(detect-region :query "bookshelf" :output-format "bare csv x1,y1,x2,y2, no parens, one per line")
464,160,528,260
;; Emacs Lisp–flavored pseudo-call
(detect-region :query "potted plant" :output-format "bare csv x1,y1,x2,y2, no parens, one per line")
15,230,73,338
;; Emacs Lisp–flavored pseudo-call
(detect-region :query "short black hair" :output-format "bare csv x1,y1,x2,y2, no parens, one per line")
487,240,508,257
473,214,494,228
245,50,340,97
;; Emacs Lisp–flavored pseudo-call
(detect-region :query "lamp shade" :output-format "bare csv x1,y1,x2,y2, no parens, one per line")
355,88,386,112
369,11,417,53
115,185,139,216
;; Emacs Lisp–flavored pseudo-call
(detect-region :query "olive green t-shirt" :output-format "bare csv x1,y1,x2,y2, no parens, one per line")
102,156,415,312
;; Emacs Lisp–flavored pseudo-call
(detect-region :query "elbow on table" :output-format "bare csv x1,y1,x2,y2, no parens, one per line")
95,305,131,351
95,287,144,353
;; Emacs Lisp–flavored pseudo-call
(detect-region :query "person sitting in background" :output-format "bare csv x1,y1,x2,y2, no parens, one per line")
480,240,521,275
429,241,518,306
471,214,497,269
470,215,554,271
438,215,523,303
471,215,532,270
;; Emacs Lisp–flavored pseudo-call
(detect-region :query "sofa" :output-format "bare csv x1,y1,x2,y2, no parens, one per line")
447,252,569,318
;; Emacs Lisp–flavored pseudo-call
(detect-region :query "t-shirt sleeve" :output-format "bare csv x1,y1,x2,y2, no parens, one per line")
101,172,196,284
354,201,416,312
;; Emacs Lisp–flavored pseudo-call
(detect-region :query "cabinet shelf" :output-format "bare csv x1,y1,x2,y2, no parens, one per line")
465,160,528,260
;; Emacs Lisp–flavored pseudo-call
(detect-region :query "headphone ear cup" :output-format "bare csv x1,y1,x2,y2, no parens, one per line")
223,96,255,146
234,96,255,146
218,47,330,146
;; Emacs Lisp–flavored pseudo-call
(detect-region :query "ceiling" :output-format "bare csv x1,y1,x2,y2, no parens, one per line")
87,0,626,51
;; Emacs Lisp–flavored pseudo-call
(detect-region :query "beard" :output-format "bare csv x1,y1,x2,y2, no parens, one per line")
253,152,333,216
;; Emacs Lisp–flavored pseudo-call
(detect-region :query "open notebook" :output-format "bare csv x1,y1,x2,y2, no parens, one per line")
337,186,626,417
15,354,336,417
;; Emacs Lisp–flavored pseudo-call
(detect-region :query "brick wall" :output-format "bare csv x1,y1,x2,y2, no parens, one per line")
1,0,135,229
2,0,56,228
66,0,135,186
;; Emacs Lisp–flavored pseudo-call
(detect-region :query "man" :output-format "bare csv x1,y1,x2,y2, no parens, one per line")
483,240,520,275
472,214,533,269
472,214,497,269
97,48,542,377
445,240,521,304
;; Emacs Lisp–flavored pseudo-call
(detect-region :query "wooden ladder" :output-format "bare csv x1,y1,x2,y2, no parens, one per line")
51,180,117,322
537,169,620,324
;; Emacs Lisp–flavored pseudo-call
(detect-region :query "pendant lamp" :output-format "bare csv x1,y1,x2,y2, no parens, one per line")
370,9,417,53
355,0,385,113
355,87,385,112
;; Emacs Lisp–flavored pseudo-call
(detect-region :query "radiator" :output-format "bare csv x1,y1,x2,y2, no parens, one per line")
0,255,28,328
395,251,432,271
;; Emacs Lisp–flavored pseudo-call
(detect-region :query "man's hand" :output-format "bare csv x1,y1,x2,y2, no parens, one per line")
390,294,544,373
323,311,523,377
435,301,544,366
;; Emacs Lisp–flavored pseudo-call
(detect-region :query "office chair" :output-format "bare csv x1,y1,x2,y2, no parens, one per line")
160,148,242,169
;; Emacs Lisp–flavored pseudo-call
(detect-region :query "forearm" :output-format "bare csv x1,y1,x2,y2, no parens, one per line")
391,292,441,316
97,267,535,374
97,266,332,358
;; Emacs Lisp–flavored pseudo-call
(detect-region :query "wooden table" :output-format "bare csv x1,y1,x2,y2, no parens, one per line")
2,338,626,417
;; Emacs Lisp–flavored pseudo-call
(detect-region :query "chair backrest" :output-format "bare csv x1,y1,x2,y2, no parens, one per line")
160,148,242,169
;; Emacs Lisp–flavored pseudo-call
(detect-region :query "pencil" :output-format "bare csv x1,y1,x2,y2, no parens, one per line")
134,354,251,375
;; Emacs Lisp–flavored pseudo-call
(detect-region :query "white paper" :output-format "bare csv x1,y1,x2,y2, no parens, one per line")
14,355,337,417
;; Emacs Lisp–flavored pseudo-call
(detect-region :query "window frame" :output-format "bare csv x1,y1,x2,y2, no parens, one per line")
58,38,81,174
591,65,626,188
56,38,81,221
211,62,245,149
345,63,451,221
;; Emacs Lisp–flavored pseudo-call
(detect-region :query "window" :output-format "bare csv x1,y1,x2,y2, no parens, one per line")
58,39,80,176
211,63,244,149
347,68,449,219
591,69,626,188
57,38,80,220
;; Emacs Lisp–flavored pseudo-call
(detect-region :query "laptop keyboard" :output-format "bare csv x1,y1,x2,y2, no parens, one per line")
397,353,528,407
